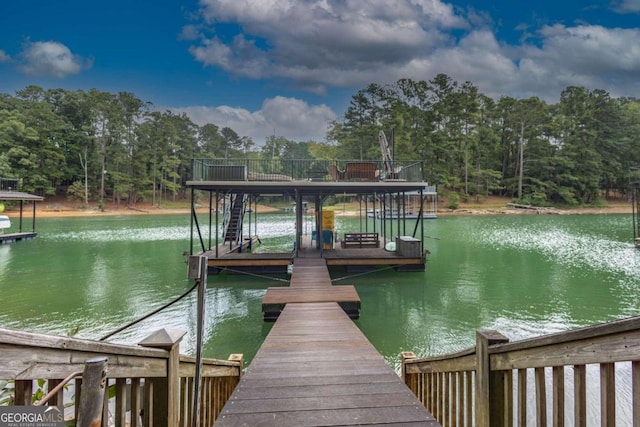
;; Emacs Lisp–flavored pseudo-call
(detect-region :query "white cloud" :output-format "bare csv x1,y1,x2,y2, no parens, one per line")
170,96,337,144
185,0,640,102
188,0,466,92
612,0,640,13
0,50,10,63
20,41,92,78
517,25,640,98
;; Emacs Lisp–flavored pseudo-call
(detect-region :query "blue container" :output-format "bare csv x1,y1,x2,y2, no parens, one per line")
322,230,333,249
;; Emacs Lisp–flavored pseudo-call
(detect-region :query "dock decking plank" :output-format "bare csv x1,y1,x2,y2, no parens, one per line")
218,400,438,427
215,259,437,426
218,393,421,414
262,286,359,305
216,302,437,426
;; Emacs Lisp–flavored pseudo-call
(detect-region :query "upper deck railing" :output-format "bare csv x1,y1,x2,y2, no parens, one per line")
0,178,19,191
190,159,425,183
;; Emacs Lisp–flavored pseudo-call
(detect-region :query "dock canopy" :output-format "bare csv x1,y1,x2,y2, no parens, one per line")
0,179,44,243
186,159,437,272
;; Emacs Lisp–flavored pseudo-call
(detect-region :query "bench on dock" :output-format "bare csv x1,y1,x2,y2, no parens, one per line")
341,232,380,248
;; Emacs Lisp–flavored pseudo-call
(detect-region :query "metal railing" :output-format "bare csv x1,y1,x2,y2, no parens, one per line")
0,327,242,427
190,159,425,182
401,315,640,426
0,178,19,191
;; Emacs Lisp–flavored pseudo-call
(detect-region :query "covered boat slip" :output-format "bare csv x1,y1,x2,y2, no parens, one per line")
0,178,43,244
187,159,436,272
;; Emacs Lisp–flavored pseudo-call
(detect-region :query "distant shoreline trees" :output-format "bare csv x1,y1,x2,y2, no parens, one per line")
1,76,639,206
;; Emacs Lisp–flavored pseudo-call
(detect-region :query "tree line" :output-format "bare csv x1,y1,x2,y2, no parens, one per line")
329,75,640,205
1,76,639,207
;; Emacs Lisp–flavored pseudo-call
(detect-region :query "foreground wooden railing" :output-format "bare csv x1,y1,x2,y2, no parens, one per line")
0,327,242,426
402,315,640,426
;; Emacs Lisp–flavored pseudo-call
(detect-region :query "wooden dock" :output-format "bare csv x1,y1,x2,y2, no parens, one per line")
204,235,426,273
0,232,37,244
262,258,360,320
215,259,439,426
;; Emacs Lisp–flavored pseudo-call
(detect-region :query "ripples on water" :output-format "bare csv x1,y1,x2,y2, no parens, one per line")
3,213,640,421
479,217,640,289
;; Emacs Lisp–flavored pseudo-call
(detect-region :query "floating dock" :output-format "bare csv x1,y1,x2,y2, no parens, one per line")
215,258,439,426
262,258,360,320
0,232,38,244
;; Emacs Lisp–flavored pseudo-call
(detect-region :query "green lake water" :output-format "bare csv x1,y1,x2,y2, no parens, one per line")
1,212,638,372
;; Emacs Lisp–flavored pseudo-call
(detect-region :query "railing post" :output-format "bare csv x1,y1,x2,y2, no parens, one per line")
139,328,186,427
228,354,244,379
475,330,510,427
401,351,417,386
77,357,108,427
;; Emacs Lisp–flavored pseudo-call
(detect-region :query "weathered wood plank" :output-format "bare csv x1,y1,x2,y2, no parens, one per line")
216,301,437,426
552,366,564,427
222,393,421,414
262,286,360,304
574,365,586,427
535,367,547,427
115,378,127,427
491,316,640,356
405,354,476,374
600,363,616,426
633,361,639,427
0,346,167,379
229,381,411,400
518,369,527,427
491,329,640,370
217,406,439,427
0,327,166,358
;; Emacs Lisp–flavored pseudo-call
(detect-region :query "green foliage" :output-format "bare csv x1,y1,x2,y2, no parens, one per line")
515,192,548,207
0,380,14,405
0,81,639,207
446,192,460,210
67,181,89,204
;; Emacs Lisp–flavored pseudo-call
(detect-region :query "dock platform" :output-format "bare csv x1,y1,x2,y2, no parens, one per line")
262,258,360,320
204,235,426,273
216,302,438,426
0,232,37,244
215,258,438,426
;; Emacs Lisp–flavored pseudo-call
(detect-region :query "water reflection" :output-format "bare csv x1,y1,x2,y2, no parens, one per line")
1,214,638,373
0,245,12,279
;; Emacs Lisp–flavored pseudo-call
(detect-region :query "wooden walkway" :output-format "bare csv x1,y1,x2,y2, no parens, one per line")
215,259,439,426
262,258,360,320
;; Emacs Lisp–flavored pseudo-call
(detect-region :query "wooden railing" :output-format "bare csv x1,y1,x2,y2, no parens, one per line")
0,327,242,426
402,315,640,426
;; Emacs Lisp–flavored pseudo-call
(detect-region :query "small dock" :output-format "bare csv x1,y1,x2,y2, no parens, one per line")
0,232,37,244
216,258,439,426
262,258,360,320
0,180,43,244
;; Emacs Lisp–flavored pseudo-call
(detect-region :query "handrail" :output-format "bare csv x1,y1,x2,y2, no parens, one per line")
33,371,82,406
0,327,242,426
191,158,425,182
402,314,640,426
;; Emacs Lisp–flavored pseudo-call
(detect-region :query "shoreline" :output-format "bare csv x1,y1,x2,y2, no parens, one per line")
2,202,632,219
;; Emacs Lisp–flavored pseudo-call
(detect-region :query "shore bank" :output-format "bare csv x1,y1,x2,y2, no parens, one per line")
2,197,632,219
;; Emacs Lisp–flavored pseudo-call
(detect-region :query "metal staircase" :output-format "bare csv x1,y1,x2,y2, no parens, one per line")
223,193,247,245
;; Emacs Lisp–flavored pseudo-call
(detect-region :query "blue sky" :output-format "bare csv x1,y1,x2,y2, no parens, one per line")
1,0,640,144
